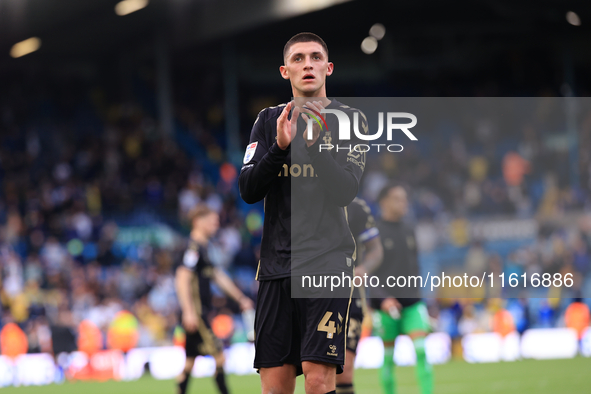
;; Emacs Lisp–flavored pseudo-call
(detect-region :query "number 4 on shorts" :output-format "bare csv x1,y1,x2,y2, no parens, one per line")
317,311,337,339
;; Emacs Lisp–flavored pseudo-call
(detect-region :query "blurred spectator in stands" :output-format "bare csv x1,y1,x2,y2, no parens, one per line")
464,240,488,276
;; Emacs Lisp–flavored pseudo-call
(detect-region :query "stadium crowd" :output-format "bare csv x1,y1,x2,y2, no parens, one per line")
1,81,591,356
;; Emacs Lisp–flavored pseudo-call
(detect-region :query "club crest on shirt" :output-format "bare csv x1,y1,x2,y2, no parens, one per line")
322,131,332,146
243,142,258,164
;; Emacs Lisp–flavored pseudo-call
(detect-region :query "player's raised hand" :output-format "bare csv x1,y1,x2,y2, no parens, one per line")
276,102,299,150
300,100,325,147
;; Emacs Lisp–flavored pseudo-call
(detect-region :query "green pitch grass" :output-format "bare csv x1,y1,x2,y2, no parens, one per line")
4,357,590,394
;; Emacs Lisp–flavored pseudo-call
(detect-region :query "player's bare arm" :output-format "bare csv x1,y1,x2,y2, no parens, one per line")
354,237,383,278
175,266,199,332
213,268,254,311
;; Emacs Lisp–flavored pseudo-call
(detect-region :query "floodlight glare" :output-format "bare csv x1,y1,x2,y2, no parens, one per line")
115,0,149,16
369,23,386,40
361,36,378,54
10,37,41,58
566,11,581,26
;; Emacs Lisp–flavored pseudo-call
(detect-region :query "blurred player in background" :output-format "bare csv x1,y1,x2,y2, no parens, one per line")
239,32,365,394
175,205,254,394
372,184,433,394
336,197,383,394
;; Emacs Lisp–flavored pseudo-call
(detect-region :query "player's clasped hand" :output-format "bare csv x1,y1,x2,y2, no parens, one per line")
300,100,325,147
276,100,327,149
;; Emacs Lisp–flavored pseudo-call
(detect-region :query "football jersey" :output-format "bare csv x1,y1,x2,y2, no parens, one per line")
239,99,366,280
374,219,421,307
180,239,214,316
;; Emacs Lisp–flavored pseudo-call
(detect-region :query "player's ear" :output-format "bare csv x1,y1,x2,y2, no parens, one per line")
279,65,290,80
326,62,334,77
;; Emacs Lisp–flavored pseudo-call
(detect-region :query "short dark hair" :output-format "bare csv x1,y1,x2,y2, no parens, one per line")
377,182,407,202
283,32,328,62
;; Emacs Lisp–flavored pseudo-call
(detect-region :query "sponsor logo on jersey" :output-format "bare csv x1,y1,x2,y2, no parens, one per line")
327,344,338,357
277,163,318,177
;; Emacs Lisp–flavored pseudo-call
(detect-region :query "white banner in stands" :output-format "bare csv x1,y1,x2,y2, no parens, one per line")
354,334,451,368
130,344,258,380
0,356,14,387
581,327,591,357
501,332,520,361
126,336,451,380
123,347,153,380
426,332,453,364
148,347,186,380
0,328,585,388
0,354,56,387
521,328,578,360
463,333,502,363
462,332,520,363
192,354,216,378
15,353,56,386
224,342,257,375
354,337,383,369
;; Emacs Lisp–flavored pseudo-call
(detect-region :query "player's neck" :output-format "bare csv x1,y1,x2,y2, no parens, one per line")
292,87,330,104
382,215,402,223
190,230,209,245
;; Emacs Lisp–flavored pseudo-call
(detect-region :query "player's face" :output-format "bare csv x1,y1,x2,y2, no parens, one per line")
194,212,220,238
280,42,333,97
382,187,408,219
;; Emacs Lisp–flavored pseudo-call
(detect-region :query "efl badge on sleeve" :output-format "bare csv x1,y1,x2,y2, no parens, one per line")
183,250,199,268
243,142,258,164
